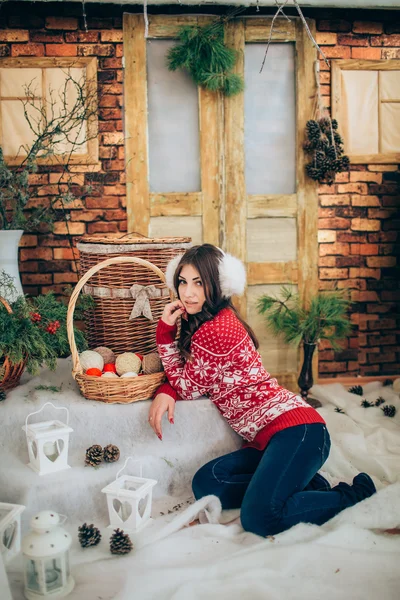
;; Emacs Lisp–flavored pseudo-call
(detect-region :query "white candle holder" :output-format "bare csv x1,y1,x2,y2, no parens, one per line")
0,502,25,563
22,403,73,476
101,457,157,533
21,511,74,599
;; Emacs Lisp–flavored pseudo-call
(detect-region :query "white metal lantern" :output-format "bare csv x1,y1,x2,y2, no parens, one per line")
101,458,157,533
22,403,73,476
0,502,25,563
21,511,74,600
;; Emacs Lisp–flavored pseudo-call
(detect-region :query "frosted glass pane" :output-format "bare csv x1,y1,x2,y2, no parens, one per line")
381,103,400,153
342,70,378,154
46,68,87,154
150,216,201,245
244,43,295,195
247,218,297,262
380,71,400,100
147,40,200,193
0,68,42,97
1,100,40,157
247,284,298,374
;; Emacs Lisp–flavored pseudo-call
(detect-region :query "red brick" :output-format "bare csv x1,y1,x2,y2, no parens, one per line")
19,261,39,273
103,185,126,196
353,21,383,34
41,285,70,295
11,43,44,57
319,208,336,218
368,208,396,219
53,222,85,235
368,232,397,243
53,248,80,260
381,291,400,301
318,218,350,230
350,172,383,184
319,362,347,373
382,196,400,207
20,234,38,247
45,17,78,30
338,34,369,46
31,31,64,43
46,44,77,56
368,165,398,172
358,291,380,302
78,44,114,57
87,222,119,234
351,48,382,59
20,248,53,261
320,242,349,256
320,268,348,279
351,195,380,207
366,256,396,268
102,58,122,69
103,159,125,171
318,20,351,33
106,209,126,221
336,232,367,243
318,230,337,243
22,274,52,285
350,243,379,255
319,257,336,267
320,194,350,206
335,172,349,183
336,256,363,268
65,32,99,43
338,183,368,194
370,184,399,195
337,280,367,292
349,267,381,279
368,318,397,331
0,30,29,42
373,353,396,363
70,210,105,222
371,34,400,46
100,30,123,43
100,83,123,95
351,219,381,232
99,95,120,108
85,197,120,209
368,334,397,345
99,108,122,120
53,272,78,284
320,46,351,59
102,132,124,146
382,49,400,59
366,304,394,314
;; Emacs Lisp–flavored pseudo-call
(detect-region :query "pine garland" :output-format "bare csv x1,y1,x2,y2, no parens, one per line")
167,23,244,97
304,118,350,185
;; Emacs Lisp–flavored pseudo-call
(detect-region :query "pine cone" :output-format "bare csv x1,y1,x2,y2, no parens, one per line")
78,523,101,548
360,399,373,408
375,397,385,407
103,444,120,463
85,444,103,467
110,528,133,555
381,405,397,418
349,385,363,396
383,379,393,387
0,390,6,402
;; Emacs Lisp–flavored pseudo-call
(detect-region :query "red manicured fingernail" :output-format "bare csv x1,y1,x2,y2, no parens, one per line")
158,434,162,440
170,418,174,425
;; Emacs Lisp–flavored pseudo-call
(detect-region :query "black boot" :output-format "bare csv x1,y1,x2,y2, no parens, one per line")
305,472,331,492
331,472,376,508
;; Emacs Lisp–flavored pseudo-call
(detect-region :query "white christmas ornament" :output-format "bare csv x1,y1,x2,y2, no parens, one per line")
79,350,104,372
22,403,73,476
101,371,118,378
102,457,157,534
116,353,141,376
22,511,74,599
120,371,138,378
0,502,25,563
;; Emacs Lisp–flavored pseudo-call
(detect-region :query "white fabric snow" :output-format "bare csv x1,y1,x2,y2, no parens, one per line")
2,360,400,599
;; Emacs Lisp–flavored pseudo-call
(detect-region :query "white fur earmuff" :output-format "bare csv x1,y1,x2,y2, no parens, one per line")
164,249,246,298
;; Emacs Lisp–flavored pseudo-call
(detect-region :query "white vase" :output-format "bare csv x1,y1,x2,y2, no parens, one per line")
0,229,24,300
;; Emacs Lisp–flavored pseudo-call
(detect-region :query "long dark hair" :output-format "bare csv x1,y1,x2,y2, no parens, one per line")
173,244,259,359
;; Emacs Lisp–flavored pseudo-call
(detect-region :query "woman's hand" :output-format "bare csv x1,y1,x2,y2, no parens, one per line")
148,393,175,440
161,300,186,326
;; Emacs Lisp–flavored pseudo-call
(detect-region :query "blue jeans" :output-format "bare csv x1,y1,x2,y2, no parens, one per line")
192,423,351,537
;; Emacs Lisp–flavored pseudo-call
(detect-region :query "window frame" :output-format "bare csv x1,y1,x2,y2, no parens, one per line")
0,56,99,166
331,58,400,164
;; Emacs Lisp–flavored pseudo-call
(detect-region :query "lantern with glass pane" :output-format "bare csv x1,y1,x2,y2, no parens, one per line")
22,403,73,476
101,457,157,533
0,502,25,563
21,511,74,599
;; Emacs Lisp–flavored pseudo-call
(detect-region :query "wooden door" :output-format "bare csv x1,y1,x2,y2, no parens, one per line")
123,14,318,391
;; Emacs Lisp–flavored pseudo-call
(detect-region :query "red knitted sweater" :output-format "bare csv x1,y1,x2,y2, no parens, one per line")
155,307,324,450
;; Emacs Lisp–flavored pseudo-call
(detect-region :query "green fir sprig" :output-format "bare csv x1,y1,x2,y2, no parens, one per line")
167,22,244,96
257,287,352,349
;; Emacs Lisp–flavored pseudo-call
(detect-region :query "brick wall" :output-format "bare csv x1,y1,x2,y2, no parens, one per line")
1,3,399,377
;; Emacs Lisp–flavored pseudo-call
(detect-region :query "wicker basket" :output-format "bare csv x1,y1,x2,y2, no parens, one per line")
77,235,191,355
67,256,174,404
0,296,26,392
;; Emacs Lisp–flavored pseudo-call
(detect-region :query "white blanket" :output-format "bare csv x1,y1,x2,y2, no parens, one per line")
3,362,400,599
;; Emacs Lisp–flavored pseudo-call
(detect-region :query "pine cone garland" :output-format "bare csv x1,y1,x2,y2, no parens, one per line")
349,385,363,396
375,397,385,407
304,117,349,184
381,405,397,418
360,399,373,408
110,528,133,555
78,523,101,548
103,444,120,463
85,444,103,467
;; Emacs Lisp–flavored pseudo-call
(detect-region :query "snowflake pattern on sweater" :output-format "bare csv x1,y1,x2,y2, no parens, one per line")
156,308,310,442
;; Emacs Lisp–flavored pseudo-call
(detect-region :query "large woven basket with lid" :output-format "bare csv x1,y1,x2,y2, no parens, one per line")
77,234,191,355
67,256,175,404
0,296,26,392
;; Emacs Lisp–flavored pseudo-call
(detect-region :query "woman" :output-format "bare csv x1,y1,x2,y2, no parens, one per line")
148,244,376,537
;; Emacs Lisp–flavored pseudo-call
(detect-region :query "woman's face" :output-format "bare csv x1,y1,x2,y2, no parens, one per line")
178,264,206,315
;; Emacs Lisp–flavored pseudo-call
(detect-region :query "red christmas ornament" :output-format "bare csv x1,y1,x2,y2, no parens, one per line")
103,363,117,373
86,368,102,377
135,353,144,361
30,312,42,323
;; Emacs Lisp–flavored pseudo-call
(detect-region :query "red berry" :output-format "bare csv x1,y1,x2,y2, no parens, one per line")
30,312,42,323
